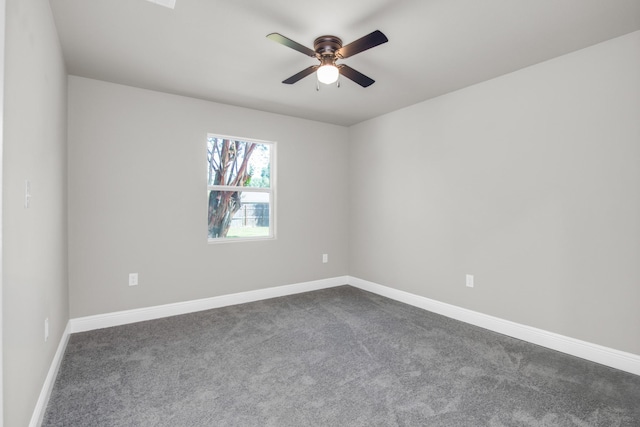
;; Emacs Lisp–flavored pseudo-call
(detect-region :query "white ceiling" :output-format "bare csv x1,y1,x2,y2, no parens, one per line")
49,0,640,126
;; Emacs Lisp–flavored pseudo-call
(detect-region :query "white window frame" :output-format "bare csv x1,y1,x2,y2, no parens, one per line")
207,134,276,244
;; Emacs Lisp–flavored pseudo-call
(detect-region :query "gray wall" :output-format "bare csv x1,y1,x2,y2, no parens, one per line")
349,31,640,355
2,0,68,425
67,76,349,318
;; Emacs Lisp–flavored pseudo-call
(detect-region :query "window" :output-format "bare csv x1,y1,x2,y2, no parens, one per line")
207,135,275,242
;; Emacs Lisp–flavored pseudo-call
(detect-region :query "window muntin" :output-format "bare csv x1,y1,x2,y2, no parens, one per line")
207,135,275,242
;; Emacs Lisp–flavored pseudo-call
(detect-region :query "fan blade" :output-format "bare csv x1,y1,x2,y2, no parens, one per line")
267,33,316,57
338,65,375,87
337,30,388,59
282,65,319,84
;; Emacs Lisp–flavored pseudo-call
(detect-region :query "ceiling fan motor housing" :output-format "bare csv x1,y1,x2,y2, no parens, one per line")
314,35,342,57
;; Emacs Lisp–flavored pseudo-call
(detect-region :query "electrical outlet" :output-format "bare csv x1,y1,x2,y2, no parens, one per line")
466,274,474,288
129,273,139,286
322,254,328,263
44,318,49,342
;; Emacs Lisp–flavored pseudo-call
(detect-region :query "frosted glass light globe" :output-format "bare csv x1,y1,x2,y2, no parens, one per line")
317,64,339,84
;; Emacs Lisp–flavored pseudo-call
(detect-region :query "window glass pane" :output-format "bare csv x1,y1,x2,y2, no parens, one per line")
207,137,271,189
207,135,274,242
208,190,271,239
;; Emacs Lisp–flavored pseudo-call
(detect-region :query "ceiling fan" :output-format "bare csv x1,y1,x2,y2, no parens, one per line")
266,30,388,88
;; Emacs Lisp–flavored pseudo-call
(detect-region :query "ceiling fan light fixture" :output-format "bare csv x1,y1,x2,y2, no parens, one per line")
317,64,339,85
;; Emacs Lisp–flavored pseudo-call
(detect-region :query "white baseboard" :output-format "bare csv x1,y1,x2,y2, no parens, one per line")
69,276,349,333
348,276,640,376
29,322,71,427
34,274,638,426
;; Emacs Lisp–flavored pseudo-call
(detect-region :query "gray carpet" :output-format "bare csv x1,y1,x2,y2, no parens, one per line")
43,286,640,426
